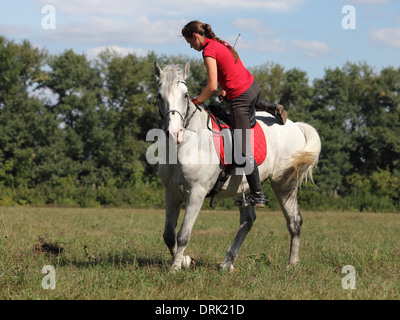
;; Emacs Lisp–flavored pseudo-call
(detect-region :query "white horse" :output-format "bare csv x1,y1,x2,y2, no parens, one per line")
152,61,321,272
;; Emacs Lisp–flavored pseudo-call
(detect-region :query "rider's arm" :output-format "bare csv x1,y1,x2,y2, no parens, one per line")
196,56,218,104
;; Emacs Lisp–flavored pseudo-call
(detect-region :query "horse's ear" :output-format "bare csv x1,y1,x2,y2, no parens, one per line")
154,61,162,79
184,61,190,80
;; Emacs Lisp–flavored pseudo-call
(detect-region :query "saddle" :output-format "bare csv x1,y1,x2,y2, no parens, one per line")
204,104,267,207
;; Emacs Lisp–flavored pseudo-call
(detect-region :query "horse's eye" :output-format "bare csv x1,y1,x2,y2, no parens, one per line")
184,92,189,99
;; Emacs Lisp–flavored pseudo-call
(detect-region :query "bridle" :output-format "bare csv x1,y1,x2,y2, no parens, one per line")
157,80,202,132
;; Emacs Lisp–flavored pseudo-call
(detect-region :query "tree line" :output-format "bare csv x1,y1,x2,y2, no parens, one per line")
0,36,399,212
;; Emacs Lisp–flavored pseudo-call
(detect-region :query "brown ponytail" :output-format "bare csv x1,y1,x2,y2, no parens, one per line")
182,20,239,63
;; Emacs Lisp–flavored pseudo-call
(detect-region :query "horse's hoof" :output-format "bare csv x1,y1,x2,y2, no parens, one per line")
182,255,193,269
219,263,234,273
286,260,300,270
170,265,181,273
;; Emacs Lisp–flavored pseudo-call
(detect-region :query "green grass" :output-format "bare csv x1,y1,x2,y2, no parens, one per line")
0,206,399,300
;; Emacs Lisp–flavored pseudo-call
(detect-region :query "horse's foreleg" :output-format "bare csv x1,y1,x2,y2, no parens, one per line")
171,191,204,271
220,205,256,272
271,180,302,266
163,190,182,259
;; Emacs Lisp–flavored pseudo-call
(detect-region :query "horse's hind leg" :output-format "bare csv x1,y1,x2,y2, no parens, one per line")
220,205,256,272
163,190,182,258
271,180,302,265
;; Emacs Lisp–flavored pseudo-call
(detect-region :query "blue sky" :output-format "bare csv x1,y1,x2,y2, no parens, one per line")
1,0,399,81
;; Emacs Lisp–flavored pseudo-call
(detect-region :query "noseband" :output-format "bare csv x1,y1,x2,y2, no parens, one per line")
157,80,201,132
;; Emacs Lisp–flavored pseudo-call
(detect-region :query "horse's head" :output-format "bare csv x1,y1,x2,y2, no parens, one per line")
154,61,190,144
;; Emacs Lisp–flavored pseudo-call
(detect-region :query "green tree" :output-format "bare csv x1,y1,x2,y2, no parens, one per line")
0,37,53,188
311,65,356,196
281,68,313,122
356,66,400,173
39,49,117,187
250,62,285,103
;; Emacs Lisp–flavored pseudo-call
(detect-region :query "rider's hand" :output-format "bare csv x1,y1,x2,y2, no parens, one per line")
217,90,226,102
192,98,202,106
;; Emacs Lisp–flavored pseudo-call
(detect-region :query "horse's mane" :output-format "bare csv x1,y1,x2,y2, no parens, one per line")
160,65,185,86
158,64,187,99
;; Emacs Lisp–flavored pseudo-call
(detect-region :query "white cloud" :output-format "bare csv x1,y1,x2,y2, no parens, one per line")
32,0,307,50
235,36,287,54
30,87,59,105
86,46,147,60
291,40,331,53
291,40,333,59
36,0,305,15
39,17,186,45
230,18,285,54
36,0,158,16
0,25,30,36
204,0,305,10
370,28,400,48
232,18,276,37
346,0,393,4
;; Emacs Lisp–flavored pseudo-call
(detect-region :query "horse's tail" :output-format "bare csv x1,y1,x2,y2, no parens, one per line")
290,122,322,188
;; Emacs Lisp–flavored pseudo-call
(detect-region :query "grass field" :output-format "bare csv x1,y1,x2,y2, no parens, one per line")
0,206,399,300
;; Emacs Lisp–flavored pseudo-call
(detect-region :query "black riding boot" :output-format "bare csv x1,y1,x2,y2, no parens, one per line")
246,159,267,207
235,158,267,208
255,99,287,125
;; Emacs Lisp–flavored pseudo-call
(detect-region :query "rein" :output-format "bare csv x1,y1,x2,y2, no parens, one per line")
157,80,202,132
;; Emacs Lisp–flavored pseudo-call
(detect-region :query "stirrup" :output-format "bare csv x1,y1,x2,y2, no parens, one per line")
234,195,268,208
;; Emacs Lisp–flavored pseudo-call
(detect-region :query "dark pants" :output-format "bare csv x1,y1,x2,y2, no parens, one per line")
229,80,264,198
229,80,260,160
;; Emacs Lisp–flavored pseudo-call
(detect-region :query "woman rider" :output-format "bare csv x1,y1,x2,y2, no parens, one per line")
182,21,286,207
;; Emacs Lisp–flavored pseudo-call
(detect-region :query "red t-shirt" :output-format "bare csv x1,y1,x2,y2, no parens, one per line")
202,38,254,100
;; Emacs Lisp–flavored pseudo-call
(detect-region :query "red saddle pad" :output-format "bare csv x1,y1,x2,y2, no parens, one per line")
210,115,267,166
